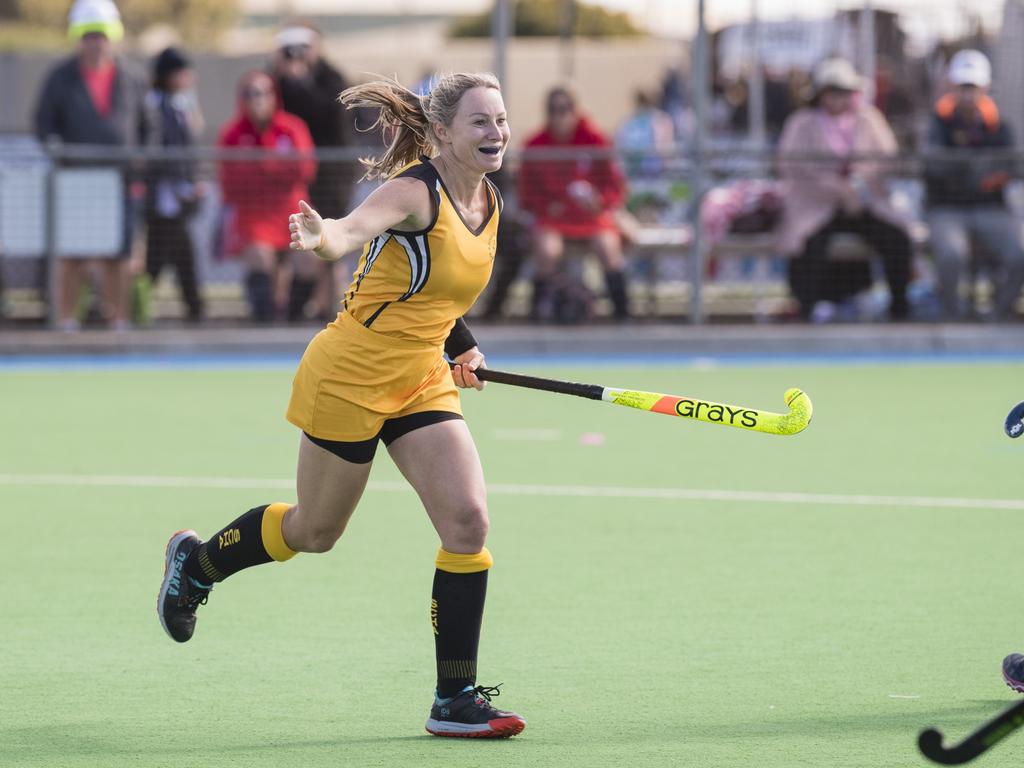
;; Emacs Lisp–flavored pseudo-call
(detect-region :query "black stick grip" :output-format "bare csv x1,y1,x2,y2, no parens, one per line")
449,363,604,400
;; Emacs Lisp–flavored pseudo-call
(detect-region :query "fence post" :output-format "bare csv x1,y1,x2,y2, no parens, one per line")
690,0,710,324
45,150,59,330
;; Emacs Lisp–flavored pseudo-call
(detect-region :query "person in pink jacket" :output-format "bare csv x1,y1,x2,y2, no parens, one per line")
219,70,317,322
776,58,912,321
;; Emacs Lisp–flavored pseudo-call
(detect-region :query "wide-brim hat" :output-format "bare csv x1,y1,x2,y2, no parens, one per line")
812,58,863,93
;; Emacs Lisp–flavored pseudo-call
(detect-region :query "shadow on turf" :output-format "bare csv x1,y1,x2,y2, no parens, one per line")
704,700,1014,740
6,702,1012,761
0,724,524,761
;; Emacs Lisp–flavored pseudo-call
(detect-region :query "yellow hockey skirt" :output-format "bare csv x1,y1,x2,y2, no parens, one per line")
286,310,461,441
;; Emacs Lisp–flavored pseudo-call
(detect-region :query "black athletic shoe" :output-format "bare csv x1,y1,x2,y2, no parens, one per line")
158,530,212,643
425,684,526,738
1003,653,1024,693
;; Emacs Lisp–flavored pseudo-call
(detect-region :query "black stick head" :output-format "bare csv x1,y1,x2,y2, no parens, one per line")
1006,401,1024,439
918,729,947,762
918,726,988,765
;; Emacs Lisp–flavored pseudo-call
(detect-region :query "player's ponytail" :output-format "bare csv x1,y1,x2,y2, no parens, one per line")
340,72,501,180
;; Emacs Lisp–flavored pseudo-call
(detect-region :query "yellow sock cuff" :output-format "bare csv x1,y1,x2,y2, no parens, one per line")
261,503,297,562
435,547,493,574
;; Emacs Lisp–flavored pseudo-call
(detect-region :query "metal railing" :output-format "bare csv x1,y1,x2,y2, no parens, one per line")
1,139,1021,327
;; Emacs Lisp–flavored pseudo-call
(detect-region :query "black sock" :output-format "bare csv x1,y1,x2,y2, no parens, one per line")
245,272,274,322
432,548,492,698
604,270,629,319
531,276,551,321
183,503,296,585
287,277,316,322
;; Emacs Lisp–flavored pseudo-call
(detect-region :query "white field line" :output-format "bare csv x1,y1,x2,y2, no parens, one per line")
0,473,1022,510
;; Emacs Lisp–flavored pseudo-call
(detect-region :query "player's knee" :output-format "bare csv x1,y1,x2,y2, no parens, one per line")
448,501,489,550
298,524,344,553
284,512,346,554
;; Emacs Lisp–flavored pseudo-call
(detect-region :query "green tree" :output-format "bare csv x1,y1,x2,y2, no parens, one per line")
450,0,644,39
9,0,239,46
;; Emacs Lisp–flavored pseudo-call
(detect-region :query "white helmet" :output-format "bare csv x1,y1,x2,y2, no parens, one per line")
948,49,991,88
68,0,124,43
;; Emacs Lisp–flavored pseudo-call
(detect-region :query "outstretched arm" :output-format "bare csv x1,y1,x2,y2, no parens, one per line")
289,176,432,260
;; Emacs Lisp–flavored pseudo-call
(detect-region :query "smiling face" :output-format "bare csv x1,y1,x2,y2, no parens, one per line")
433,86,510,173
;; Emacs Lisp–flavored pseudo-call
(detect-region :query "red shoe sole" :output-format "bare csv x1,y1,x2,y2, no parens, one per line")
426,717,526,738
1004,673,1024,694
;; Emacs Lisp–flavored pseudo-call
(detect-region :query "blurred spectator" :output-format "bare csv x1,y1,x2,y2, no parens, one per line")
873,56,918,149
615,90,675,177
777,58,912,322
924,49,1024,321
218,71,316,323
660,67,694,143
763,70,798,140
479,166,533,320
142,47,205,323
517,86,630,322
33,0,146,331
271,21,353,321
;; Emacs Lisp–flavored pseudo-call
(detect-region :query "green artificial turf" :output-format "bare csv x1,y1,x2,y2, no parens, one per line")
2,361,1023,767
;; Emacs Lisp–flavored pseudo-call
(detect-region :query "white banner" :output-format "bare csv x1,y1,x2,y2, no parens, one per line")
54,168,124,259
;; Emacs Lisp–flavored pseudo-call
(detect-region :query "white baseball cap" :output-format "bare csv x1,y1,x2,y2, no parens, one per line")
948,49,991,88
68,0,124,42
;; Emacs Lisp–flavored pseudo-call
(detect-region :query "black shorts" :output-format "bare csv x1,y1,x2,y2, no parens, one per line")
304,410,463,464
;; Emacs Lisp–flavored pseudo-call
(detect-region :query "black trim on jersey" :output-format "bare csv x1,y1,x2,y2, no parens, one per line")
485,176,504,214
434,165,497,237
386,159,441,237
344,233,391,310
444,317,478,359
363,301,392,328
393,232,432,301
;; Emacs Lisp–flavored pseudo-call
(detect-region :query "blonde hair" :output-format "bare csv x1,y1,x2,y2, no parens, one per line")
340,72,502,180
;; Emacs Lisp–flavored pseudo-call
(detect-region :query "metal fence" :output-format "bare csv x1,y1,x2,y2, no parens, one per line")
1,140,1022,328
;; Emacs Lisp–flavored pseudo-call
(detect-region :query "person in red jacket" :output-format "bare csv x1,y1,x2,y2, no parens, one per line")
517,86,629,321
219,70,317,322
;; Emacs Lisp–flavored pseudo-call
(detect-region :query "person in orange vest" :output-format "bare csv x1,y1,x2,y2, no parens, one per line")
924,49,1024,321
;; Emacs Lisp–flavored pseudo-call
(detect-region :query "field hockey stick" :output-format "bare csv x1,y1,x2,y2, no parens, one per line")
1005,401,1024,438
450,364,812,436
918,698,1024,764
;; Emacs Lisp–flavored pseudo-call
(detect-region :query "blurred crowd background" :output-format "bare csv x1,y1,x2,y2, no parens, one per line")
2,0,1024,328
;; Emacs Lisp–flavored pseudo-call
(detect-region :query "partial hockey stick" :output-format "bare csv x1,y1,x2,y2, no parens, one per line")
919,698,1024,765
1005,401,1024,438
451,364,812,436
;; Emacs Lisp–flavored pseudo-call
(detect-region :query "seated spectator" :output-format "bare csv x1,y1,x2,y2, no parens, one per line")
143,47,205,323
517,86,630,322
271,21,354,321
924,49,1024,321
777,58,912,321
616,90,675,177
218,71,316,322
479,166,533,320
